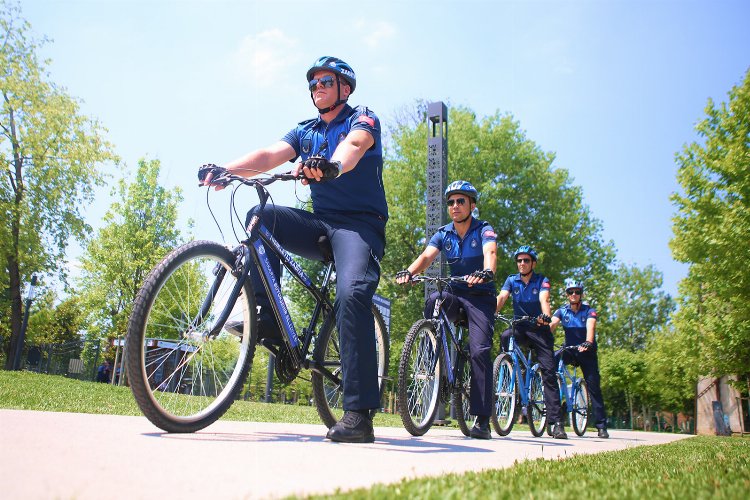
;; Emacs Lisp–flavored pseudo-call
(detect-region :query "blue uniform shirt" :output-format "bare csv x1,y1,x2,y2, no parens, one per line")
428,218,497,295
501,272,551,318
282,104,387,220
553,303,598,345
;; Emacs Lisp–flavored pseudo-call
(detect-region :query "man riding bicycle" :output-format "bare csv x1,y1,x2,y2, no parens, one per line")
396,180,497,439
496,245,567,439
202,56,386,444
550,278,609,438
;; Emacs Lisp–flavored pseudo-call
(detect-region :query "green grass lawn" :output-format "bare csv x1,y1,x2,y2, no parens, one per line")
2,371,748,499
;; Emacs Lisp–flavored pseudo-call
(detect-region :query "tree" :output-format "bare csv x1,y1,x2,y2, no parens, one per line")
379,105,616,356
26,293,84,345
1,1,117,368
670,67,750,380
598,263,674,351
77,158,184,348
599,348,648,430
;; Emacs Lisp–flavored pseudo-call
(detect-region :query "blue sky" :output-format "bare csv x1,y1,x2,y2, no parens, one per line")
19,0,750,298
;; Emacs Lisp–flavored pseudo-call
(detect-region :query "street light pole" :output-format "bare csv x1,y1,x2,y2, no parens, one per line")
13,274,38,371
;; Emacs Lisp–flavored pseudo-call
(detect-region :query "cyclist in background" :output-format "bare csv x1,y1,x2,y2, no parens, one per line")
396,181,497,439
496,246,567,439
550,279,609,438
202,56,387,444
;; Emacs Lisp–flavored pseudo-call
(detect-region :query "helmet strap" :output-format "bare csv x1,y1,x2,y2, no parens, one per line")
311,80,348,114
455,214,472,224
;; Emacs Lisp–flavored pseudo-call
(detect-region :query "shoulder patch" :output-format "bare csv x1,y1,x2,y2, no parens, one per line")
541,282,551,289
357,115,375,127
483,230,496,239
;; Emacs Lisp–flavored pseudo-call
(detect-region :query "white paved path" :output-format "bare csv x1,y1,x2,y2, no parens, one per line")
0,410,692,499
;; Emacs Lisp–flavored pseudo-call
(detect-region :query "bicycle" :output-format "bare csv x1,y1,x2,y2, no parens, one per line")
397,275,478,437
554,344,590,436
125,168,389,433
490,314,548,437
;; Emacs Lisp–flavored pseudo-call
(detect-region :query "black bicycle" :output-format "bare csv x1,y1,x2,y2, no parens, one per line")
125,167,389,433
397,275,476,437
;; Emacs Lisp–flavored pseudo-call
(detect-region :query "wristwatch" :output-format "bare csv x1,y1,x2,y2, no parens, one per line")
331,160,343,177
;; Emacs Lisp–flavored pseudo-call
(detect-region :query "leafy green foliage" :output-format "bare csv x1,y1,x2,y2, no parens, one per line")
1,1,117,368
599,264,675,350
77,158,184,350
26,293,84,345
670,68,750,378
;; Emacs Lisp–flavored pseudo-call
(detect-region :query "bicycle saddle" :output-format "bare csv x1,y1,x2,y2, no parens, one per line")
317,236,334,263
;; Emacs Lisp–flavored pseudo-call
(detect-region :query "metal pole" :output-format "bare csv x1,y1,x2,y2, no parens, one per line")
13,274,38,371
265,353,275,403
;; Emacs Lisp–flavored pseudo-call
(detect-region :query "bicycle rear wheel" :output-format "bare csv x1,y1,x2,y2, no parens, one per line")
311,305,389,429
491,353,517,436
572,379,590,436
454,350,473,437
397,319,443,436
528,364,548,437
126,241,257,433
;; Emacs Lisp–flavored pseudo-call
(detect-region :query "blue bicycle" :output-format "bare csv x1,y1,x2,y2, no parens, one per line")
490,314,548,437
554,344,590,436
397,275,475,437
126,169,389,433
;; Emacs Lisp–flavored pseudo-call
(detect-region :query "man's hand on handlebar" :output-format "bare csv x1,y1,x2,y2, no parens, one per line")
578,340,593,352
466,269,494,287
198,164,230,190
536,313,551,326
294,156,340,185
395,269,413,285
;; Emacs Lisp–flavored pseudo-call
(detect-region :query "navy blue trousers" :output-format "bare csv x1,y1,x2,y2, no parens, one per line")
558,349,608,429
247,205,385,411
501,325,563,424
423,292,496,417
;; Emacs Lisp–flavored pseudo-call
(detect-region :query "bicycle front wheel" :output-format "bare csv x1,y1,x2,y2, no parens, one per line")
528,364,548,437
398,319,442,436
454,350,473,437
126,241,257,433
491,353,517,436
311,305,390,429
572,379,590,436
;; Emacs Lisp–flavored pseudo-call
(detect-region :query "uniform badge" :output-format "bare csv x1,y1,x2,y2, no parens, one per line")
471,238,477,248
532,288,538,294
302,138,311,154
338,131,347,144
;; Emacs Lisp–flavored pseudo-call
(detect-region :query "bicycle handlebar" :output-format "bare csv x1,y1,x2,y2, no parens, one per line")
408,275,469,284
495,314,539,326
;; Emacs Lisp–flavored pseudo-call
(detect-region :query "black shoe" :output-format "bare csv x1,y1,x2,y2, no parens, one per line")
598,428,609,439
470,420,491,440
552,422,568,439
546,424,553,437
326,411,375,443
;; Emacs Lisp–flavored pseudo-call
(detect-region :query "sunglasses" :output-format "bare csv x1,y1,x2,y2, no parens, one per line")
308,75,337,91
567,290,582,296
516,258,531,264
446,198,467,207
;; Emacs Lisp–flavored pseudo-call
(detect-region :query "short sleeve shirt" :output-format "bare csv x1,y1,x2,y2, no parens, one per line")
282,104,387,220
428,218,497,295
501,272,551,318
553,303,598,345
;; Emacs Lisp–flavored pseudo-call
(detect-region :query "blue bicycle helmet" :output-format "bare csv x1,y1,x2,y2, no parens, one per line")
445,180,479,203
306,56,356,92
513,245,538,262
564,278,584,292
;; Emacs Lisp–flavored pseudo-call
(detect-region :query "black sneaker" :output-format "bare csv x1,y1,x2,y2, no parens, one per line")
552,422,568,439
598,428,609,438
326,411,375,443
470,418,491,440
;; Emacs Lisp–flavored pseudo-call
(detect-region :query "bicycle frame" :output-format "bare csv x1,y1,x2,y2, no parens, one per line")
204,179,340,382
424,281,470,391
556,346,586,422
506,334,537,409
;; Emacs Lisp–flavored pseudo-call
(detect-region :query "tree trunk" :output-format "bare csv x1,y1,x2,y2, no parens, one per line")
4,255,23,370
628,393,634,430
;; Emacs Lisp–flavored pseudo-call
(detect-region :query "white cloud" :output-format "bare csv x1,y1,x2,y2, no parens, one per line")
355,21,397,49
230,29,301,86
